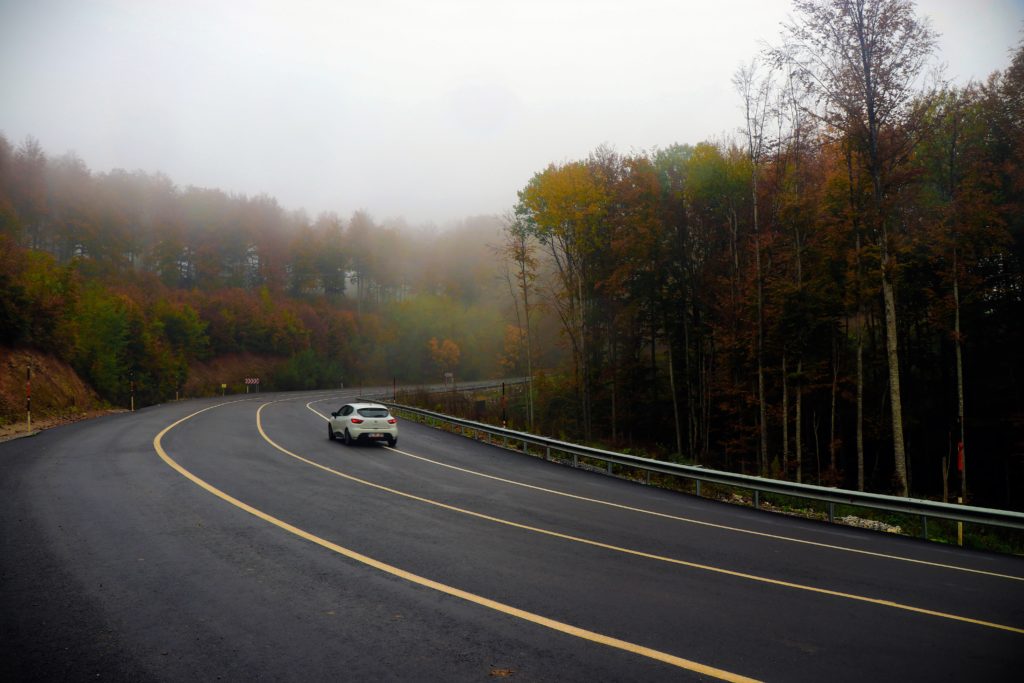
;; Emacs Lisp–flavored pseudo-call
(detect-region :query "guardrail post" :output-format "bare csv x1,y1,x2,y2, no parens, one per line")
754,490,760,509
696,480,701,497
921,515,928,539
828,502,834,523
607,460,612,474
646,470,651,485
573,453,578,468
545,446,550,461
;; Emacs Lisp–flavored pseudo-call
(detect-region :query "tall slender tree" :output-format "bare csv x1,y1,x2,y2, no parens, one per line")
735,59,775,476
777,0,937,495
501,211,539,431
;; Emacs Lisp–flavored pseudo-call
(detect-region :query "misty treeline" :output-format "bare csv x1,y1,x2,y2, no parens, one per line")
502,3,1024,507
1,1,1021,510
0,135,512,403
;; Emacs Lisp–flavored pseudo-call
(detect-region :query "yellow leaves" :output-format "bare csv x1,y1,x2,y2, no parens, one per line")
498,324,527,373
427,337,461,373
519,161,608,253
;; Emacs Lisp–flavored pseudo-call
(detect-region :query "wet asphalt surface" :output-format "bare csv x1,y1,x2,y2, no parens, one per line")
2,390,1022,681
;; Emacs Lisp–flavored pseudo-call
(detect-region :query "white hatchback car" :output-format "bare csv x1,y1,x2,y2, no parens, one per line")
328,402,398,447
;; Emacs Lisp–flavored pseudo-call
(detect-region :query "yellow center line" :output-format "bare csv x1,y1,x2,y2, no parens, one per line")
293,401,1024,635
304,401,1024,583
154,400,759,682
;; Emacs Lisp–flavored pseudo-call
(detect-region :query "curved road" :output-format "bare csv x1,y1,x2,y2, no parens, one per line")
2,391,1022,681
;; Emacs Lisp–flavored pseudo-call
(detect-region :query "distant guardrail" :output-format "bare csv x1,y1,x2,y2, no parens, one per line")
359,394,1024,536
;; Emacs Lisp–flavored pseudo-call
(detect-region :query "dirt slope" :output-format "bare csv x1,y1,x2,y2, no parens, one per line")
0,347,107,439
182,353,287,397
0,348,289,440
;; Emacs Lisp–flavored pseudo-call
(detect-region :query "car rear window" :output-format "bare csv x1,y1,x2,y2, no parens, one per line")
358,408,389,418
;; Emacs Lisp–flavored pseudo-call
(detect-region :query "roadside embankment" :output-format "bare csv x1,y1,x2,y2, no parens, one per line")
0,347,109,441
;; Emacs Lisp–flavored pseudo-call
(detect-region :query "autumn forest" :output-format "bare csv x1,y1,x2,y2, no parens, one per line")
2,1,1023,509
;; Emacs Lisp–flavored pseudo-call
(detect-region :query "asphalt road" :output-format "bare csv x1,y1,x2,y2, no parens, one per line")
2,390,1022,681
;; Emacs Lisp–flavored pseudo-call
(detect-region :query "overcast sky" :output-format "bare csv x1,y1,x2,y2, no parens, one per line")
2,0,1022,227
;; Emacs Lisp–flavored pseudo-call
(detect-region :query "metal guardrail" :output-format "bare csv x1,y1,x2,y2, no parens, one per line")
361,397,1024,535
365,379,527,401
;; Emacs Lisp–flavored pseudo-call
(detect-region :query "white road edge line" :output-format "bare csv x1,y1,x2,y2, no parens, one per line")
304,397,1024,583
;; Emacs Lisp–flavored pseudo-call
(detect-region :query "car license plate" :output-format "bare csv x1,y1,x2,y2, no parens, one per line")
368,433,383,438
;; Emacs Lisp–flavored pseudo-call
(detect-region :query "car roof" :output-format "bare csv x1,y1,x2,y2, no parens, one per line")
344,402,389,409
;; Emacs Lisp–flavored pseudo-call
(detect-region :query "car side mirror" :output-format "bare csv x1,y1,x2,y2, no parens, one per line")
330,411,338,417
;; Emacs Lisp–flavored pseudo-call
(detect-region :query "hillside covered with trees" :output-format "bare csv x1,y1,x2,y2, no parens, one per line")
503,7,1024,508
0,141,515,408
2,0,1022,510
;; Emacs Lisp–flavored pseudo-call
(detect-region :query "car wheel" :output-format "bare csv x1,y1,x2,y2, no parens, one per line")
387,437,397,448
343,429,352,446
328,423,336,440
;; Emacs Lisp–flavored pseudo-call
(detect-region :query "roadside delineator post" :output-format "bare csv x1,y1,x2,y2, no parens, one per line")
957,496,964,547
957,442,965,547
26,365,31,430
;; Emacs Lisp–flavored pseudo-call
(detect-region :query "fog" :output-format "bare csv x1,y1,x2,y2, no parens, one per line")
2,0,1021,226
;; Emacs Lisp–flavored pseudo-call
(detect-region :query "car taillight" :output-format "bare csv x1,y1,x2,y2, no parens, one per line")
351,417,364,424
387,417,397,424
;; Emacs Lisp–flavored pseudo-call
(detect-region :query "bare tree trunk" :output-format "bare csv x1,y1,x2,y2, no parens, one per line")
730,208,740,320
881,258,908,496
857,322,865,491
942,454,949,503
756,231,768,476
668,340,683,458
546,240,584,437
735,61,772,477
830,335,838,477
611,366,617,443
578,274,591,441
684,309,697,460
524,319,534,432
796,358,803,484
954,247,966,501
519,251,535,432
782,352,789,476
702,338,713,462
847,150,867,492
813,411,821,484
610,333,617,444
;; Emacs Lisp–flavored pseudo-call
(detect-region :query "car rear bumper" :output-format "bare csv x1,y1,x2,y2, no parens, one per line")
351,428,397,443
